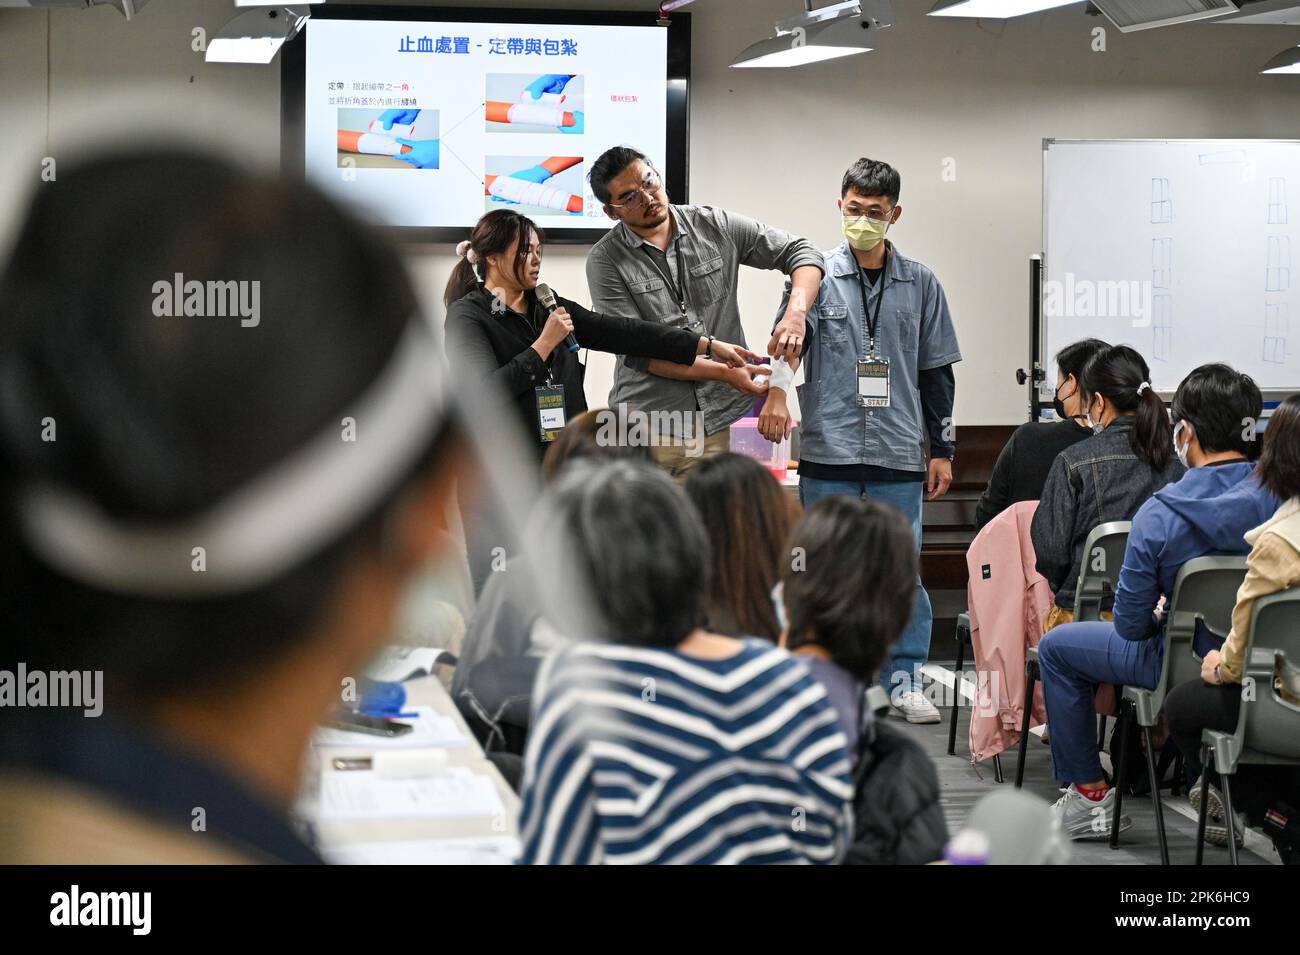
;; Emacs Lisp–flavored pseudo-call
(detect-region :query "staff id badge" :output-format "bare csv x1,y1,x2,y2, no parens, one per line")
536,385,567,442
857,356,891,408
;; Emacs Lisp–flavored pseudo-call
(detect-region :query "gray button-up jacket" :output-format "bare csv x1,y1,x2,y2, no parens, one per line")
586,204,824,437
784,240,962,472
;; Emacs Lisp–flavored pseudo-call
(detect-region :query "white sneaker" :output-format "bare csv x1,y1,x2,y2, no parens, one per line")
889,690,941,724
1051,784,1132,840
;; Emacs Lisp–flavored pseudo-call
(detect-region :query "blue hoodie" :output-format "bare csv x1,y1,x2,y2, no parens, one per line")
1112,461,1279,642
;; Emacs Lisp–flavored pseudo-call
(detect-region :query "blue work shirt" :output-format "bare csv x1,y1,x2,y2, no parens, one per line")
779,240,961,472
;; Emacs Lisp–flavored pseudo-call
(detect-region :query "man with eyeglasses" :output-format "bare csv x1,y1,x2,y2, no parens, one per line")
585,146,824,478
757,158,961,724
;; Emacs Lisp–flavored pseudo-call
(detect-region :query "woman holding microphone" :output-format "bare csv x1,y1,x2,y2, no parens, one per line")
444,209,763,461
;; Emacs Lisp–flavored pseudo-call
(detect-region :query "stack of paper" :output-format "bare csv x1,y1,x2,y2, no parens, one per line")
318,766,506,822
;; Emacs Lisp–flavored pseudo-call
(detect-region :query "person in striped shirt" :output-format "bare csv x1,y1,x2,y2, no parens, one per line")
517,460,855,864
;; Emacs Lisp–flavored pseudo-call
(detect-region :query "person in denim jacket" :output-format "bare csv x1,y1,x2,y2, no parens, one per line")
1031,345,1184,629
1036,364,1271,839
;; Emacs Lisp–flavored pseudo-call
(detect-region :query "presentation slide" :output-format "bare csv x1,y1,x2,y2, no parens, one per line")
303,18,669,233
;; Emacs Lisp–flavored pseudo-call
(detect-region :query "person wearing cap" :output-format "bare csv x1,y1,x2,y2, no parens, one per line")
0,151,469,863
444,208,761,463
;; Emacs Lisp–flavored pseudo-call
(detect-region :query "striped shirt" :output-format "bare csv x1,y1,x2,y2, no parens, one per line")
518,639,855,865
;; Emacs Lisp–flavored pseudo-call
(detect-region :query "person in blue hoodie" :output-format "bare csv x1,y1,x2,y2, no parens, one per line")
1039,363,1277,839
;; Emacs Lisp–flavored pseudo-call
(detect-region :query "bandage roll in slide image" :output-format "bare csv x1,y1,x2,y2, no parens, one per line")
337,130,411,157
368,119,415,140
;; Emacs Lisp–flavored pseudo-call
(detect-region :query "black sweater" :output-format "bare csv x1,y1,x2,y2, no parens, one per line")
973,419,1094,531
444,286,700,458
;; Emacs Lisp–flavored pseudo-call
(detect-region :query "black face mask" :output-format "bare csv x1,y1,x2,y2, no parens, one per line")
1053,379,1074,420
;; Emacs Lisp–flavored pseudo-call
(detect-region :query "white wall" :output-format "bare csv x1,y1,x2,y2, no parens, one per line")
2,0,1298,424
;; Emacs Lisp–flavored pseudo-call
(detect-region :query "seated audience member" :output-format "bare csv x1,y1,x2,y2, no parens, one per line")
975,338,1107,531
1038,364,1274,838
683,452,800,641
1165,392,1300,847
453,409,650,752
517,460,854,864
1031,344,1184,630
0,152,463,863
778,496,949,865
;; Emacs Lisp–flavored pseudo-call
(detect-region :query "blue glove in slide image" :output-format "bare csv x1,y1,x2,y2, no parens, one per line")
395,138,440,169
377,108,420,130
523,74,573,100
560,111,585,135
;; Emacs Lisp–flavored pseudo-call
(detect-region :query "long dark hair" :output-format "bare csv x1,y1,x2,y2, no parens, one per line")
1080,344,1173,470
683,453,799,641
443,209,544,307
1259,393,1300,502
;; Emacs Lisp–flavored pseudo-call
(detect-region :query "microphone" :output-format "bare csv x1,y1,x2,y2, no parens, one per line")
535,282,579,353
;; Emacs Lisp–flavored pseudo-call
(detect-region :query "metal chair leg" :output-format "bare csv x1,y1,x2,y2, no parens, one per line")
993,753,1004,783
947,629,966,756
1142,724,1170,866
1097,714,1108,751
1015,664,1036,789
1222,770,1240,866
1195,746,1211,866
1111,705,1130,850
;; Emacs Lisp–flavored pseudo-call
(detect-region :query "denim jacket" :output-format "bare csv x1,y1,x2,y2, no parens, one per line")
778,241,961,471
1030,415,1185,609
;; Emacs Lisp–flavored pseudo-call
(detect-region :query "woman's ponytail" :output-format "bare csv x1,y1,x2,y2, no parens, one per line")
1080,344,1172,471
1133,378,1173,470
443,239,482,308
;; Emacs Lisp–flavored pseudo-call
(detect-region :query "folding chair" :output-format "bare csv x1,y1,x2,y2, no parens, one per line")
1016,521,1131,788
1111,556,1247,864
1198,587,1300,865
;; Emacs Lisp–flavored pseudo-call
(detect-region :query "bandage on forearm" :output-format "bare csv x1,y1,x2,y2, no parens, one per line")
337,130,411,156
486,175,583,213
485,101,576,128
768,358,794,392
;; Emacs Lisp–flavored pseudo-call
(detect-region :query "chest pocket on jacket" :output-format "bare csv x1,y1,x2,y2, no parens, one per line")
688,255,726,308
817,303,850,346
895,307,919,353
628,275,683,326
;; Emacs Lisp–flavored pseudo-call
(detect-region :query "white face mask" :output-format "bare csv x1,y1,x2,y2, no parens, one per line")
1172,419,1191,469
1085,400,1103,435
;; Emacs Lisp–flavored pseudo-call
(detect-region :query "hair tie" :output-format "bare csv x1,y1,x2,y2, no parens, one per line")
1136,381,1151,397
455,240,479,265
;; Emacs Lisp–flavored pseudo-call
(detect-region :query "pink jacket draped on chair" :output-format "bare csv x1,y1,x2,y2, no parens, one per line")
965,500,1053,764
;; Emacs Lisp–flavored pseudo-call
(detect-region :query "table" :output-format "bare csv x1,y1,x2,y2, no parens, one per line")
303,675,521,860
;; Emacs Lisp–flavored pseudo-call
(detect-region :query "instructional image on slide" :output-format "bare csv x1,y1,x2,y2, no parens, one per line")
485,156,584,217
485,74,585,135
336,108,440,170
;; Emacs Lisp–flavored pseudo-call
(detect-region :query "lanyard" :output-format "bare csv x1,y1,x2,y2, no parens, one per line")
640,240,690,322
853,246,890,357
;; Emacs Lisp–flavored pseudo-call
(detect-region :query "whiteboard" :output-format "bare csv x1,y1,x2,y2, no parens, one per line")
1043,139,1300,395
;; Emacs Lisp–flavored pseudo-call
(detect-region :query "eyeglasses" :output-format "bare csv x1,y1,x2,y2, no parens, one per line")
842,208,895,223
608,167,664,210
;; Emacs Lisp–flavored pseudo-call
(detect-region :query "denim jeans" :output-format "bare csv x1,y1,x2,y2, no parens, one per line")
798,477,931,696
1037,622,1163,783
